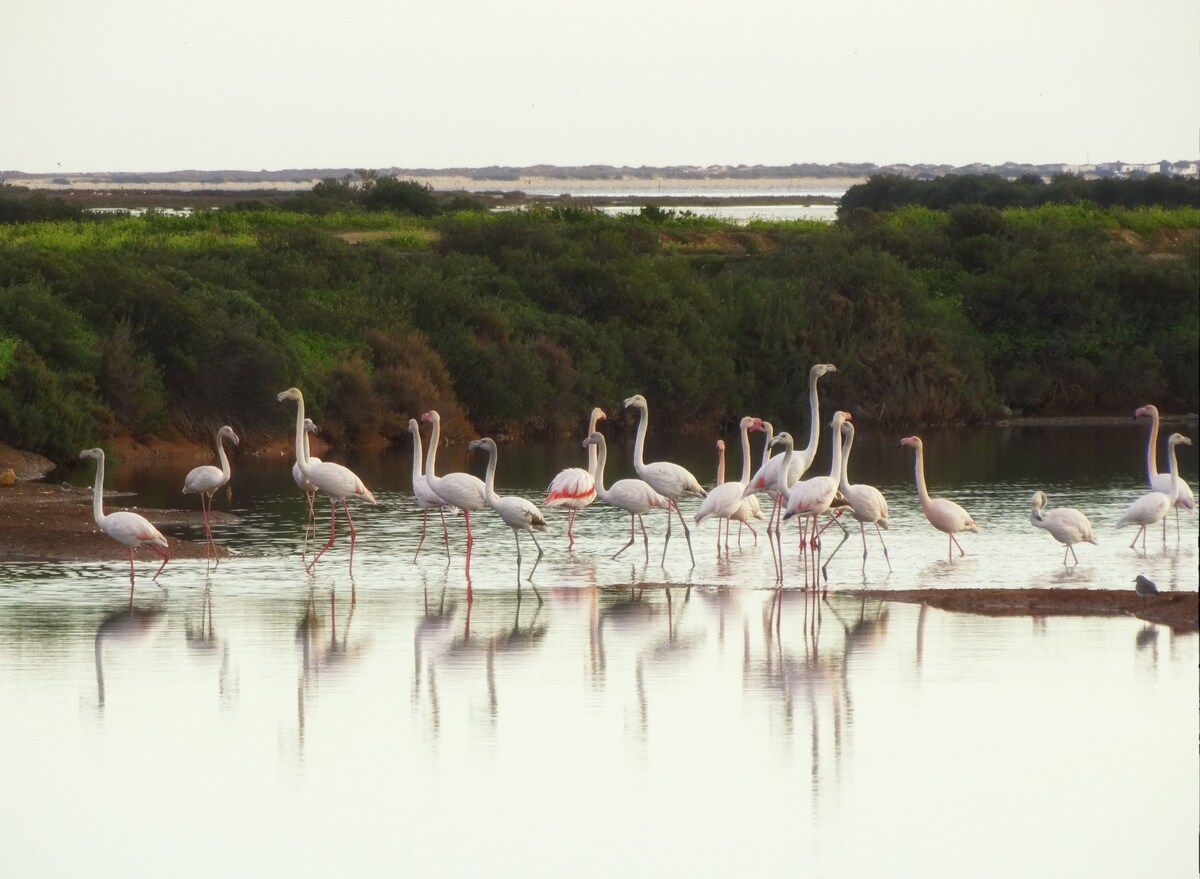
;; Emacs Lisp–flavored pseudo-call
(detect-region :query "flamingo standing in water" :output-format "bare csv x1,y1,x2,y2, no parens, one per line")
1028,491,1096,566
182,424,239,560
408,417,455,561
470,437,548,601
623,394,707,566
277,388,377,575
783,411,852,588
420,409,486,589
838,419,892,573
292,418,321,555
899,435,980,560
583,431,671,561
544,406,607,547
694,417,763,554
1135,404,1196,540
744,363,838,534
1117,432,1192,551
80,447,170,598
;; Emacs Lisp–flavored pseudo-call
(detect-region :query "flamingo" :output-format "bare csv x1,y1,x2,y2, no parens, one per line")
783,411,852,587
80,448,169,598
694,417,762,553
838,420,892,573
277,388,377,575
469,437,548,600
292,418,321,554
1028,491,1096,566
420,409,486,587
899,435,981,559
1117,432,1192,551
408,417,455,561
583,431,671,561
1135,404,1196,540
623,393,707,566
544,406,607,546
182,424,239,560
744,363,838,533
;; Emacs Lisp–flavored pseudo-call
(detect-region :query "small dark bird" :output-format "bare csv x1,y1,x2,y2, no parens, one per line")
1133,575,1159,597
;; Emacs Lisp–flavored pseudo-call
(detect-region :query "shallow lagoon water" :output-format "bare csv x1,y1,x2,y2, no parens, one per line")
1,424,1196,876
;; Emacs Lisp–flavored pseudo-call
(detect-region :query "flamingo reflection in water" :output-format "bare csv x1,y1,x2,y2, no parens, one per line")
94,603,168,709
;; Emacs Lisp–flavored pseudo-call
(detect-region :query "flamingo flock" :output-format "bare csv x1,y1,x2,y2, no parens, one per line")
74,381,1194,598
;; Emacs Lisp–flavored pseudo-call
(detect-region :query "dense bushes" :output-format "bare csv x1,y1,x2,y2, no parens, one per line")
0,199,1196,462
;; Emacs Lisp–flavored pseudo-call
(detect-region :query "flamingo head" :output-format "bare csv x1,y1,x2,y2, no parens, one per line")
276,387,303,404
810,363,838,379
1167,433,1193,448
898,435,923,450
420,410,439,425
623,394,647,411
738,415,759,432
304,418,320,436
1134,404,1158,420
830,411,851,428
768,431,794,450
590,407,607,425
468,437,496,454
79,448,103,462
1030,491,1048,519
716,439,726,451
583,431,605,450
219,425,240,446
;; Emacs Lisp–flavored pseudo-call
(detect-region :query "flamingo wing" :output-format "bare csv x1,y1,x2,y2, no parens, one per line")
545,467,596,508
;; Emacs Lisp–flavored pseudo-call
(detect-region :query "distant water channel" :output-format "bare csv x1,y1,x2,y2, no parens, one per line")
1,423,1196,876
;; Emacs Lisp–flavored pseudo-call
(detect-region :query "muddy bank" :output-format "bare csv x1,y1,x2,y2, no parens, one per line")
859,587,1198,633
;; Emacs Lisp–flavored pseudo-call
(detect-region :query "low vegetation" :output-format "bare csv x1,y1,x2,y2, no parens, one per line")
1,177,1196,462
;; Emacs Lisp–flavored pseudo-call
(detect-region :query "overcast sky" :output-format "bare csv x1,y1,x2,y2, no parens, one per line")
3,0,1197,173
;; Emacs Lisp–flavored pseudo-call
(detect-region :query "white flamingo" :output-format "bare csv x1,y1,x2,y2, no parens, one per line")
1135,404,1196,539
744,363,837,532
1029,491,1096,566
783,411,852,586
292,418,321,555
408,417,455,561
694,417,762,553
583,431,671,562
182,424,239,560
420,409,486,586
80,448,169,597
838,420,891,573
623,393,707,566
277,388,377,575
1117,432,1192,551
899,435,981,559
544,406,607,546
469,437,548,599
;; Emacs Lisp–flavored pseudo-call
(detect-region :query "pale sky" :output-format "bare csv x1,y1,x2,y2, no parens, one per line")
3,0,1197,173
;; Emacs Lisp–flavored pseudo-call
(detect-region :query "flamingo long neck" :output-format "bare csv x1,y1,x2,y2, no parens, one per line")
839,425,854,492
303,429,312,464
586,411,601,477
912,445,932,505
1165,440,1181,505
409,425,424,482
827,419,844,481
759,422,775,468
592,440,609,497
737,423,753,486
778,437,794,485
716,444,726,485
216,431,232,481
1029,504,1049,532
424,414,441,481
632,404,649,470
799,372,823,472
292,395,311,478
1145,408,1161,480
482,446,500,505
91,453,107,525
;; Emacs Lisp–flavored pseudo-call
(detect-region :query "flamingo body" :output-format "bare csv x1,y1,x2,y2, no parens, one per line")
1117,432,1191,550
584,431,670,560
1136,405,1196,511
80,447,170,592
899,435,980,559
544,407,606,545
1030,491,1096,565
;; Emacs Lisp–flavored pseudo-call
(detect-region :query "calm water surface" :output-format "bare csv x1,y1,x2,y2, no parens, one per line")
1,424,1196,876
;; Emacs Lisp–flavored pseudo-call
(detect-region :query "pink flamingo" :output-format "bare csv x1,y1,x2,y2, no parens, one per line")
470,437,548,601
182,424,239,560
583,431,671,561
1029,491,1096,566
277,388,377,575
1117,432,1192,551
408,417,455,561
420,409,486,589
80,447,169,599
899,435,981,559
623,393,707,566
694,417,763,554
544,406,607,546
838,419,891,573
1135,404,1196,540
744,363,837,534
783,411,852,587
292,417,321,555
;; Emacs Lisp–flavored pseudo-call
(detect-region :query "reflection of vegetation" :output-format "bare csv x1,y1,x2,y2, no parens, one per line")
1,186,1196,462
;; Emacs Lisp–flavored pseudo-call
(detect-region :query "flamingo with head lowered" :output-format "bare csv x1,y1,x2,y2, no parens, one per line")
80,447,169,600
182,424,239,561
623,393,706,567
899,435,980,560
1029,491,1096,566
544,406,607,547
277,388,377,575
